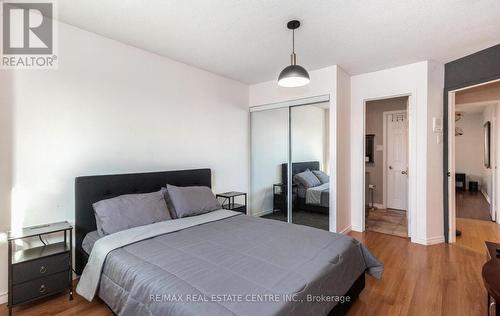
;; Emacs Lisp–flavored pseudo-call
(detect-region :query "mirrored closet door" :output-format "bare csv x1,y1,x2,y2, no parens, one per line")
290,103,330,230
250,101,330,230
250,107,289,222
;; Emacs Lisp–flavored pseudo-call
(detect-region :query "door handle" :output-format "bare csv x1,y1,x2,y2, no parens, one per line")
401,170,408,175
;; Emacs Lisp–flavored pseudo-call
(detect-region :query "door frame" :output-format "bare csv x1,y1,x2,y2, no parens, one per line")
442,44,500,243
446,82,500,243
383,109,409,213
363,94,414,238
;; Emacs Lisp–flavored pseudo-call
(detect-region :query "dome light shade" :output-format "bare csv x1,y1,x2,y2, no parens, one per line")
277,20,310,88
278,64,310,87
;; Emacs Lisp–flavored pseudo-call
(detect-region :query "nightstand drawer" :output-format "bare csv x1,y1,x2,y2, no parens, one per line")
13,252,70,284
12,270,69,305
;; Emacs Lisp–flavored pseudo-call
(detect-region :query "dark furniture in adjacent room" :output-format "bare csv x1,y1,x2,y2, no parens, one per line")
482,241,500,315
216,191,247,213
7,222,73,316
455,173,466,191
468,181,479,192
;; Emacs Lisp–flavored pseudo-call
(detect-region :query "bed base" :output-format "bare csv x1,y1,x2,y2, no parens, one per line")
329,272,365,316
296,197,329,214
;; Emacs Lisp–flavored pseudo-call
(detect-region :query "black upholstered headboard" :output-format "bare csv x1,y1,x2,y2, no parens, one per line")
281,161,320,184
74,168,211,274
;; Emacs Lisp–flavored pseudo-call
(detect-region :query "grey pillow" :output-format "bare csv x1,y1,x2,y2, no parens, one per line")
313,170,330,184
294,169,321,188
93,190,171,236
164,184,221,218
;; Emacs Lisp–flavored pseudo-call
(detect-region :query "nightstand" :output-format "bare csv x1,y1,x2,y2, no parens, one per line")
7,222,73,316
273,183,297,213
216,191,247,213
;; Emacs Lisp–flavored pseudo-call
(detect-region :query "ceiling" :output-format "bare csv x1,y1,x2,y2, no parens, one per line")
57,0,500,84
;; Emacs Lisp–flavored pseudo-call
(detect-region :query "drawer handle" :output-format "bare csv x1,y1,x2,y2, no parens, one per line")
39,284,46,293
39,266,47,274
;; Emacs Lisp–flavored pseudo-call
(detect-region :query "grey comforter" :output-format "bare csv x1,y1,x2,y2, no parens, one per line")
305,183,330,207
94,214,382,316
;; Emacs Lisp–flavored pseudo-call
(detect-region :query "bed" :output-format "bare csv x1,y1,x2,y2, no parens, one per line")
75,168,382,316
282,161,330,214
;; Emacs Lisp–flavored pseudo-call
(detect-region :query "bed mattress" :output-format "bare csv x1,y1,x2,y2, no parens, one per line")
84,213,382,316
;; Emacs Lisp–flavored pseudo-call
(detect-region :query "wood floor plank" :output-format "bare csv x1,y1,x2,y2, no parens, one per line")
1,217,498,316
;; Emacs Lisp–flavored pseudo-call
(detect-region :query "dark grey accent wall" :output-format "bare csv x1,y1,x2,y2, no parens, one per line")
443,44,500,243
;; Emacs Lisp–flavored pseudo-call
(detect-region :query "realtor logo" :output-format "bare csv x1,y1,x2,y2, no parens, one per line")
1,0,57,69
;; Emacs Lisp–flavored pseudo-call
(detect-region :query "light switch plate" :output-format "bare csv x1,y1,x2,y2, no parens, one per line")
433,117,443,133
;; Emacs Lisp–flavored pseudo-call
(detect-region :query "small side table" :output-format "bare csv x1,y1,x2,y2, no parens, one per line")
7,222,73,316
216,191,247,214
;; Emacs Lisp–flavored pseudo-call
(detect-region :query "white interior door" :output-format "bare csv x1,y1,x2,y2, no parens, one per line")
386,111,408,210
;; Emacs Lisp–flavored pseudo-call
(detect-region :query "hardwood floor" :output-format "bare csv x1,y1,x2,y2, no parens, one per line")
456,190,492,221
347,217,500,316
1,217,499,316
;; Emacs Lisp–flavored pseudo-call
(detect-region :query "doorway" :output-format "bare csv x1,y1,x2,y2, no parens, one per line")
364,96,409,238
447,79,500,242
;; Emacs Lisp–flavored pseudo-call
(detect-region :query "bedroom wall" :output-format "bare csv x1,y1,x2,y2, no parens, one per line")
0,20,249,303
335,67,352,234
0,71,13,304
351,61,445,245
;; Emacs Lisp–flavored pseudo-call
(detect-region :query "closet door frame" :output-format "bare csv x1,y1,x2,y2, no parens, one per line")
250,94,330,225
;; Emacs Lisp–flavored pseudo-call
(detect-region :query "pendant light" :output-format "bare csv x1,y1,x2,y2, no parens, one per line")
278,20,310,87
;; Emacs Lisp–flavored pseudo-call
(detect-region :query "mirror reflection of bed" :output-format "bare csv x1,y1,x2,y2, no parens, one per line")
250,102,330,230
262,161,329,230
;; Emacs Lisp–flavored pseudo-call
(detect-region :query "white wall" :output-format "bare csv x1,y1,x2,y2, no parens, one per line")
0,71,13,304
351,61,445,245
455,113,484,187
335,67,351,233
426,60,445,242
0,20,249,302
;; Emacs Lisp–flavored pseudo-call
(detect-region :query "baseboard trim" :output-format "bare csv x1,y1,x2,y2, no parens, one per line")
481,189,491,204
412,235,445,245
351,225,363,232
372,203,385,209
253,209,274,217
0,291,7,305
339,225,352,235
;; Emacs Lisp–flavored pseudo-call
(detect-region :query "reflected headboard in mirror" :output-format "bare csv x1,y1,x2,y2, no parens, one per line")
281,161,320,184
